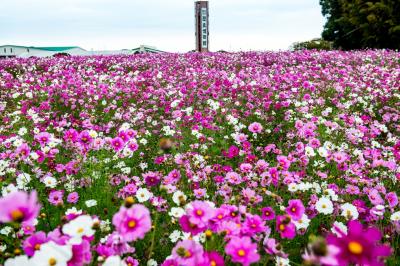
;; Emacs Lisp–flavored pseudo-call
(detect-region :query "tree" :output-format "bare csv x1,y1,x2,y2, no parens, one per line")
291,38,333,51
320,0,400,49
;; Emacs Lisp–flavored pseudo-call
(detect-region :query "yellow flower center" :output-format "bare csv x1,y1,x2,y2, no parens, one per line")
279,224,285,231
291,207,296,212
128,220,136,228
48,257,57,266
217,214,223,219
211,260,217,266
10,210,24,221
34,244,41,250
77,228,84,234
237,249,246,257
196,210,203,216
184,250,192,258
348,241,363,255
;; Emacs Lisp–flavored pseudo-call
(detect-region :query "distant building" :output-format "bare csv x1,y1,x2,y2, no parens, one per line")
131,45,164,54
0,45,86,58
195,1,209,52
0,44,164,58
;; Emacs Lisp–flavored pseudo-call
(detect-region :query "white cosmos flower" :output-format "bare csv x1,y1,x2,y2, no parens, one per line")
305,146,315,157
168,207,185,218
65,207,82,217
16,173,31,190
30,241,72,266
390,211,400,221
317,147,328,157
169,230,182,243
340,203,359,220
62,215,95,244
2,183,17,196
85,200,97,208
103,256,126,266
18,127,28,136
147,259,158,266
288,183,298,192
5,255,30,266
172,190,187,205
43,176,58,188
331,221,348,236
276,256,291,266
315,197,334,214
136,188,152,202
293,214,310,230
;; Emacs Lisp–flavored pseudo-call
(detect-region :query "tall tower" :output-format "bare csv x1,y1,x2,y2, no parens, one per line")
195,1,209,52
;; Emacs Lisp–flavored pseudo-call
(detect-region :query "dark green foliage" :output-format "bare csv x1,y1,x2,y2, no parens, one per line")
320,0,400,49
291,38,333,51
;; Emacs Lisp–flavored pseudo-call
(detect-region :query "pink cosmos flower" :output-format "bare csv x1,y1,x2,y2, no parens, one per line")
263,238,288,258
226,171,242,185
112,204,151,242
225,236,260,266
243,214,267,235
48,190,64,206
35,132,51,147
68,239,92,266
385,192,398,208
125,257,139,266
67,192,79,204
77,130,93,147
0,190,40,225
203,251,225,266
332,151,347,164
111,137,124,151
179,215,206,235
368,189,385,206
276,215,296,239
277,155,291,170
248,122,263,134
171,240,205,266
261,207,275,221
118,130,130,143
63,129,78,142
222,145,239,159
186,200,215,227
327,220,391,266
286,199,305,221
23,231,47,256
16,143,30,160
143,171,161,187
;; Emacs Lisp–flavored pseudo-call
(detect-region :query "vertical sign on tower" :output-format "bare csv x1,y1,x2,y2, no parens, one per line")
195,1,209,52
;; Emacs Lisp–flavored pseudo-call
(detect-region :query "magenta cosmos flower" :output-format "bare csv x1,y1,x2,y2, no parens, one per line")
48,190,64,206
0,190,40,225
34,132,51,147
171,239,205,266
225,236,260,266
276,215,296,239
248,122,263,134
204,251,225,266
110,137,124,151
186,200,215,227
261,207,275,220
112,204,151,242
67,192,79,204
285,199,305,221
327,220,391,266
23,231,47,256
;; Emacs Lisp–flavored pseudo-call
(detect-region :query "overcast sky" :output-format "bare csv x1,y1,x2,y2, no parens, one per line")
1,0,325,52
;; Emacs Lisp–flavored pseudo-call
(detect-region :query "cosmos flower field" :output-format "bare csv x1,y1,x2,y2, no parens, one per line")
0,50,399,266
